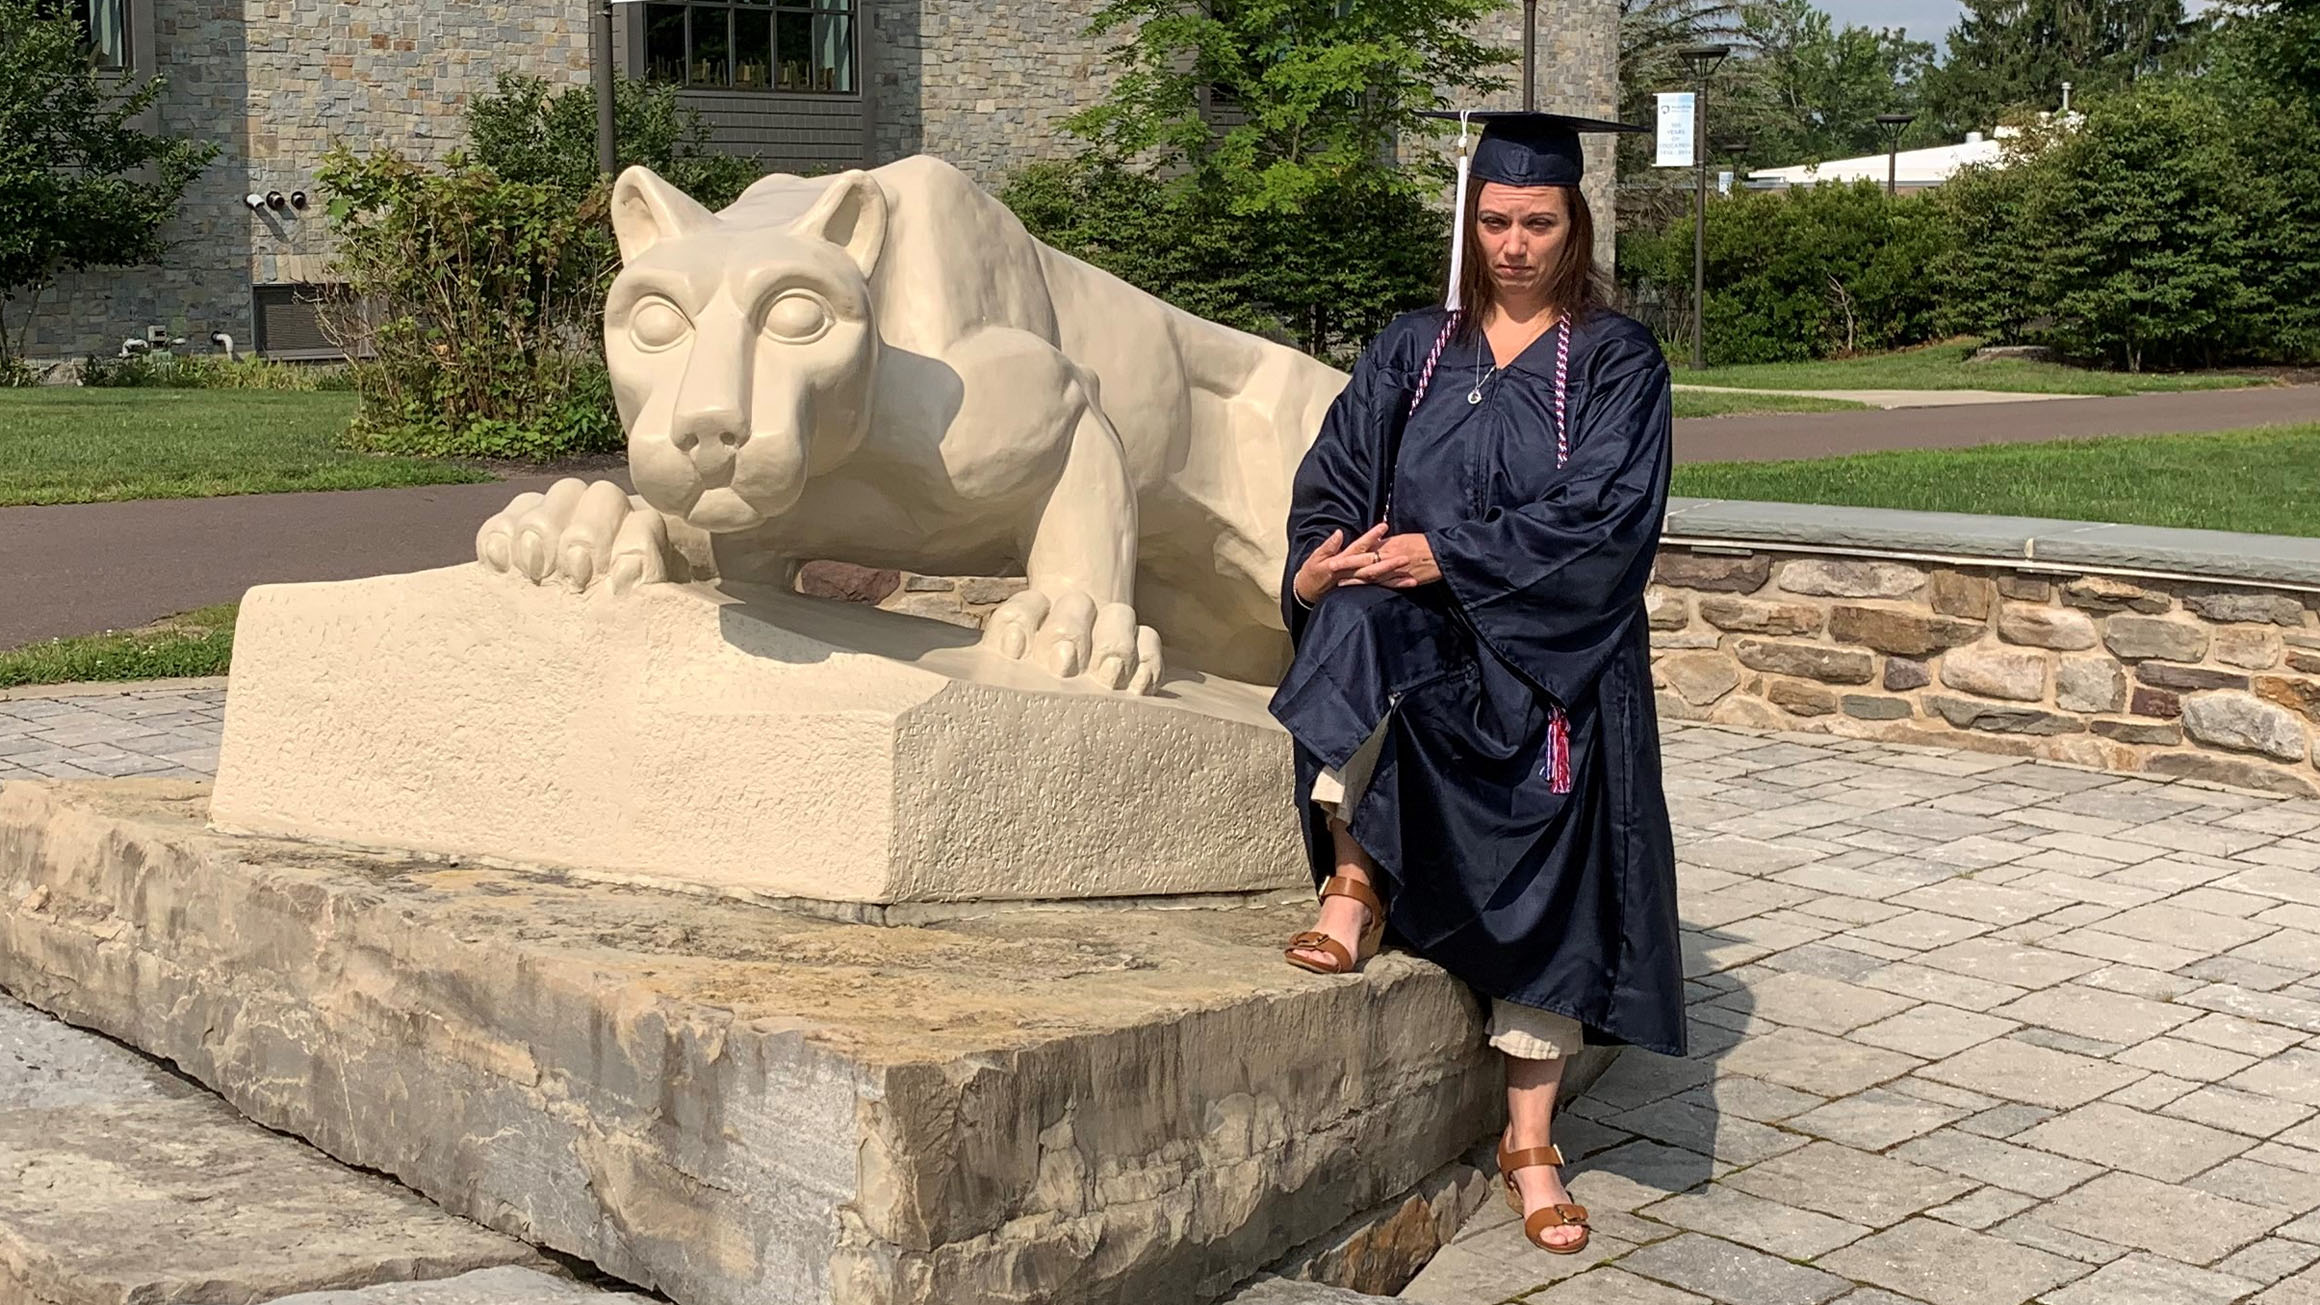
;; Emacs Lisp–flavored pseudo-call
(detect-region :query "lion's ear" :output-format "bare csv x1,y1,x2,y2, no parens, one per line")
611,167,717,263
788,170,888,278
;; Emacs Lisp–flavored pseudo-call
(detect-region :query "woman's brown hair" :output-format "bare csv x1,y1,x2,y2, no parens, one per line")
1451,182,1608,340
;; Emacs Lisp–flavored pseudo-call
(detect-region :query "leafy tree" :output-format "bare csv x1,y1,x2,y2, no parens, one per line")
1008,0,1514,362
1002,159,1443,366
1934,81,2320,368
2197,0,2320,111
466,73,764,210
1616,0,1744,175
1720,0,1936,168
1618,180,1952,362
1923,0,2197,134
0,0,217,374
1064,0,1512,214
320,75,768,457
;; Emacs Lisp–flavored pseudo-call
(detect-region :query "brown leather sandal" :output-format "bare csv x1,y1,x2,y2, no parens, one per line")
1497,1133,1589,1255
1283,874,1386,974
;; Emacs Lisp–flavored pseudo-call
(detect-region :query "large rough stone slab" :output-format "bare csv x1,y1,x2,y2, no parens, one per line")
210,567,1302,905
2183,692,2310,762
1776,559,1927,599
1939,645,2049,702
0,994,547,1304
1996,604,2098,651
0,781,1593,1305
2106,616,2212,663
0,1096,546,1305
261,1270,653,1304
0,991,204,1109
1733,638,1875,684
1829,606,1985,657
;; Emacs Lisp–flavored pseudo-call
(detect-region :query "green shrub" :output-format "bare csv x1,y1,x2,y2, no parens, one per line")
1003,160,1444,366
1935,83,2320,369
468,74,767,211
1619,181,1955,365
79,352,350,390
318,148,616,458
318,75,768,461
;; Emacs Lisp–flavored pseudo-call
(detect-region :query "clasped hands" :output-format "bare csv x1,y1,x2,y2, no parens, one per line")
1294,522,1441,605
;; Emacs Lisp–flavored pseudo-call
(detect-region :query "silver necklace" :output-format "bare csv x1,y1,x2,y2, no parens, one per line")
1468,342,1493,404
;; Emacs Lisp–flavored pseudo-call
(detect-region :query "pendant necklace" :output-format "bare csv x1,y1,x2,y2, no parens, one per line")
1467,343,1493,404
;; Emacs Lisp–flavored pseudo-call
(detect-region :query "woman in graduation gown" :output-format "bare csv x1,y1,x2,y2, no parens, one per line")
1271,111,1684,1257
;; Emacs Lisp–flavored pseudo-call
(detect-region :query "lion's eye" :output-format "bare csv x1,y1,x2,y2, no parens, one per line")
630,297,692,352
764,292,832,343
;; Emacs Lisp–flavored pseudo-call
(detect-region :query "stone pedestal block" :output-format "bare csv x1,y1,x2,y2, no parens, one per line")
0,783,1615,1305
211,566,1302,906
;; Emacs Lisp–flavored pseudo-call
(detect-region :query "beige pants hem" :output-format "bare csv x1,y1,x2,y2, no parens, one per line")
1310,718,1390,819
1486,1000,1586,1060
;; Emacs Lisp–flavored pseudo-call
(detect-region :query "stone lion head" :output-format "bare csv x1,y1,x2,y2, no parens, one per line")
604,167,887,532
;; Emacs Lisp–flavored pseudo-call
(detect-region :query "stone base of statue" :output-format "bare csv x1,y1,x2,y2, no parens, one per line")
0,780,1614,1305
209,566,1305,908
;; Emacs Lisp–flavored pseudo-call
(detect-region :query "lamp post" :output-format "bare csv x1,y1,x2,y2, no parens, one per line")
594,0,618,175
1523,0,1539,110
1676,43,1730,372
1875,111,1916,196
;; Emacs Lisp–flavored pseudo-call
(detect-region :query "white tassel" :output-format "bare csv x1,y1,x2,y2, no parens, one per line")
1445,110,1474,311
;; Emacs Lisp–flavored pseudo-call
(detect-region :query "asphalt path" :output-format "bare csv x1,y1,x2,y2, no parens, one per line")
0,475,594,649
1676,383,2320,463
2,385,2314,650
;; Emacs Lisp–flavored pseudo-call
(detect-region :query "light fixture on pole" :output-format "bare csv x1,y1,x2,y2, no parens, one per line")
1676,43,1730,372
1523,0,1540,110
1875,112,1916,196
596,0,635,176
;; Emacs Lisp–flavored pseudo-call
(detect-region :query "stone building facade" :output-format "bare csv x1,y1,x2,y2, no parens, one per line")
24,0,1620,361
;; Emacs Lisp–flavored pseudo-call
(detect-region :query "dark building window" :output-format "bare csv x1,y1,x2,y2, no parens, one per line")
43,0,127,68
644,1,856,94
253,283,347,359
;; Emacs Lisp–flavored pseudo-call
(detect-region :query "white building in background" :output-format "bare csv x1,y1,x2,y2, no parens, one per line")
1746,104,2088,193
1746,128,2008,192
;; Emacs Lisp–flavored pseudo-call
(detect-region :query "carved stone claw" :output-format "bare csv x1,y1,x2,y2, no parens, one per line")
475,478,670,595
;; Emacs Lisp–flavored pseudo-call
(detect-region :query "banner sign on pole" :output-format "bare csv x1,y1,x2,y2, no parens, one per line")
1656,92,1696,168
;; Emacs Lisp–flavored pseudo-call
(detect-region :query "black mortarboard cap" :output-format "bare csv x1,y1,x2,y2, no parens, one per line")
1421,111,1648,309
1420,110,1650,187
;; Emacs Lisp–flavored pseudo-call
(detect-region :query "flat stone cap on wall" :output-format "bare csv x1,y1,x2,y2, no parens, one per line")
1665,498,2320,590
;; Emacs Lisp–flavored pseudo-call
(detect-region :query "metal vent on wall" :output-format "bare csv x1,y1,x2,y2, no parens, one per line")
252,283,345,359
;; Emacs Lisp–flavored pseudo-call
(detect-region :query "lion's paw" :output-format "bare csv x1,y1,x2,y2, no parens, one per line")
983,588,1164,695
475,477,671,596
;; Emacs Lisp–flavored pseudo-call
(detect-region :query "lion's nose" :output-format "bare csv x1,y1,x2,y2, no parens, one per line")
671,417,749,454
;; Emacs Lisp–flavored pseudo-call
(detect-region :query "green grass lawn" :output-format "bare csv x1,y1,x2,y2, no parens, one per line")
0,604,236,689
1672,390,1870,419
1676,340,2269,397
0,390,491,506
1673,423,2320,538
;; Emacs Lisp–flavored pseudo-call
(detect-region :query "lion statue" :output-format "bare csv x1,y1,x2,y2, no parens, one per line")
474,156,1351,691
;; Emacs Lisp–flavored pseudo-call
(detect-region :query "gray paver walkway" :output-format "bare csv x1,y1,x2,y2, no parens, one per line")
0,684,225,782
1401,725,2320,1305
8,686,2320,1303
1674,382,2320,464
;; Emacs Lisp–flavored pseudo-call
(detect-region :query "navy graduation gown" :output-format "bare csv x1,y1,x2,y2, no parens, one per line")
1269,306,1685,1058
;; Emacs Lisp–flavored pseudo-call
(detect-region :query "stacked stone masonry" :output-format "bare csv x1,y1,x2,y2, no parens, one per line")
1649,548,2320,797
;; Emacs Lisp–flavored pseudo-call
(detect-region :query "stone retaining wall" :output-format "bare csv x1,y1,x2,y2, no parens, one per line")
1649,510,2320,797
803,503,2320,796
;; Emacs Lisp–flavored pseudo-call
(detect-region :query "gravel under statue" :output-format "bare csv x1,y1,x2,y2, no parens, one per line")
474,156,1353,691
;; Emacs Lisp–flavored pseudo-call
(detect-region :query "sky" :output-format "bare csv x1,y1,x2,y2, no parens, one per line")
1817,0,2214,53
1817,0,1966,47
